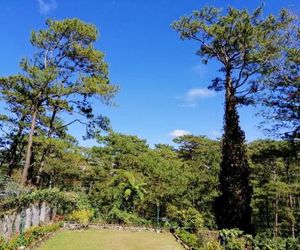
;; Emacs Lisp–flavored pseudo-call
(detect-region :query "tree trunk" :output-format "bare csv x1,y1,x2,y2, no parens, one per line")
274,194,278,237
215,69,252,233
21,107,38,184
36,106,58,185
289,194,295,238
273,162,279,237
7,116,26,176
284,156,295,238
7,141,21,176
266,197,270,229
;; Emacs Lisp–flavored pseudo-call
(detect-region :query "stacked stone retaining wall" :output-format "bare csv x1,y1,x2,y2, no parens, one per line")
0,202,56,239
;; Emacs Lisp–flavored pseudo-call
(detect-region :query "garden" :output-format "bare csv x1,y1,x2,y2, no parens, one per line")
0,1,299,249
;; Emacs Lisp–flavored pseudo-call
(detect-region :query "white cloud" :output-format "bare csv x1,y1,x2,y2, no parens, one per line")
37,0,57,14
169,129,191,138
176,87,216,108
184,87,215,102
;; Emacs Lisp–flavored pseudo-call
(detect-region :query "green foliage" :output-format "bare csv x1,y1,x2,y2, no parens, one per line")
172,5,293,105
226,239,244,250
249,140,300,237
0,176,29,198
259,18,299,139
0,17,117,184
219,228,243,240
167,205,204,232
253,235,300,250
0,223,62,250
106,208,150,225
86,133,221,231
175,229,201,249
0,188,77,216
200,239,222,250
219,229,245,250
174,135,220,228
91,169,147,217
0,6,298,250
172,5,295,233
67,209,94,224
215,95,252,232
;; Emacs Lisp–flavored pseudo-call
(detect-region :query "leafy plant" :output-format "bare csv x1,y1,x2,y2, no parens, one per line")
0,223,62,250
200,239,222,250
0,188,78,216
176,229,201,249
253,235,300,250
167,205,204,232
68,209,94,224
219,228,244,250
106,207,150,226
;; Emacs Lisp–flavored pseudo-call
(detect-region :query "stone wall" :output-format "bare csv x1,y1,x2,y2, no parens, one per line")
65,222,159,232
0,202,56,239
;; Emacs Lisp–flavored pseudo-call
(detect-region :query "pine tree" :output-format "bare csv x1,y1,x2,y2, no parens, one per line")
172,6,294,232
0,19,117,184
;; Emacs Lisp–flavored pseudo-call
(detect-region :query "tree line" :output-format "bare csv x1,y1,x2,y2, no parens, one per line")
0,4,299,249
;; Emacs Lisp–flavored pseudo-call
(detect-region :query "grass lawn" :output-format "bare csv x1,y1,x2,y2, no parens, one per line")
38,229,184,250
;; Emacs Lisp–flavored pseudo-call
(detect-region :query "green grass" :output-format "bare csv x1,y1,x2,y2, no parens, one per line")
38,229,184,250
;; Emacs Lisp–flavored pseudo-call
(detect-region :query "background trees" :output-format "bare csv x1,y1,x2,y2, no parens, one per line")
249,140,300,238
0,6,299,249
259,18,300,141
174,135,220,228
0,18,117,184
172,6,294,232
81,132,221,229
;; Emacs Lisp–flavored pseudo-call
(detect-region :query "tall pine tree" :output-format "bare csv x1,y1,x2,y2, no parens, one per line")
0,19,117,184
172,6,294,232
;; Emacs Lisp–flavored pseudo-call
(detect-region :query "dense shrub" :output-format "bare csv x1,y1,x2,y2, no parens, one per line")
106,208,151,226
167,205,204,232
175,229,202,249
0,188,78,216
200,239,222,250
0,176,28,199
218,228,246,249
67,209,94,224
253,235,300,250
0,223,62,250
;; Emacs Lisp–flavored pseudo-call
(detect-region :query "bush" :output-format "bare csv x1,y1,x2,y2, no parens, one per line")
226,238,245,250
167,205,204,232
0,223,62,250
218,228,245,250
0,236,7,250
176,229,202,249
200,239,222,250
0,188,78,216
286,238,300,250
253,235,300,250
68,209,94,224
106,207,150,226
0,176,29,199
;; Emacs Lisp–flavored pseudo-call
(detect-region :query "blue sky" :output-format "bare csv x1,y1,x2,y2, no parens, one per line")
0,0,299,147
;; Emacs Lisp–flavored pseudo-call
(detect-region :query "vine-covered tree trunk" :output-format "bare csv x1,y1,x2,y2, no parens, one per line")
215,72,252,233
